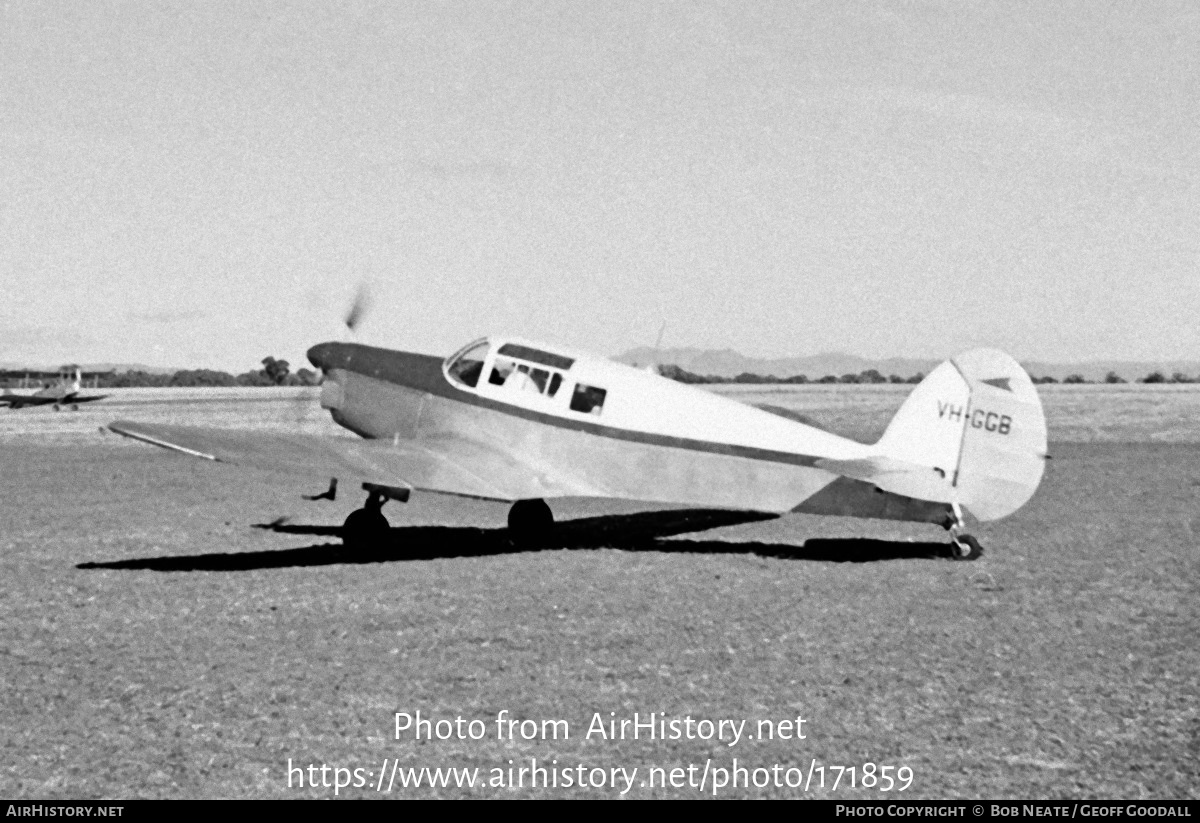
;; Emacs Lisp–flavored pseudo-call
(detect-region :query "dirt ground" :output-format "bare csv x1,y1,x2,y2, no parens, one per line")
1,386,1196,798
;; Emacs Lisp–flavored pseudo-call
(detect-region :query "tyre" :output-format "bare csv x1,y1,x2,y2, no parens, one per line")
507,499,554,546
341,508,390,549
952,534,984,561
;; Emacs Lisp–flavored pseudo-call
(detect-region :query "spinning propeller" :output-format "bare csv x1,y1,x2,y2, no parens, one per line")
291,281,375,428
342,281,373,336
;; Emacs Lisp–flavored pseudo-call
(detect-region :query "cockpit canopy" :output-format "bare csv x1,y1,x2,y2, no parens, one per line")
445,339,576,391
444,337,607,415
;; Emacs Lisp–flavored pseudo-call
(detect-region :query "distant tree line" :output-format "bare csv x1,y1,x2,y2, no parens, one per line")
1031,370,1198,385
95,357,320,388
658,364,925,385
659,365,1198,386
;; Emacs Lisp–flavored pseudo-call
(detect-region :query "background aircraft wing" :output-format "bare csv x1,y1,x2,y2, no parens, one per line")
1,395,58,408
107,420,555,502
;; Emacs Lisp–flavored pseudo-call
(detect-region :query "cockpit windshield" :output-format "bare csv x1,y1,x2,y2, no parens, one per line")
445,339,489,388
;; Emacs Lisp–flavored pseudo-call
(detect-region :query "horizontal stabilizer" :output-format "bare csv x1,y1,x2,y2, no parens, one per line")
814,455,955,506
815,455,949,483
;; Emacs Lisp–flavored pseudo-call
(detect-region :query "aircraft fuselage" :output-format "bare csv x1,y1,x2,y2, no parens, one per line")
306,339,951,523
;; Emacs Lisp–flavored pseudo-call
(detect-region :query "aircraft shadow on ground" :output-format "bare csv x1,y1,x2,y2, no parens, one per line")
77,509,956,572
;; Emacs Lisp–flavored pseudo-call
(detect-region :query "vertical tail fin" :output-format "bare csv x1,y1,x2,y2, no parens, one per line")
875,349,1047,522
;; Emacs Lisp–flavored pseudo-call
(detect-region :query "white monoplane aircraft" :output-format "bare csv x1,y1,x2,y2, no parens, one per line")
2,368,107,410
109,337,1048,559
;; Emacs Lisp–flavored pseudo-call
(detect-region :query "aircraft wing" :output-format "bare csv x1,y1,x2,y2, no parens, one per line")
1,395,58,408
107,420,559,502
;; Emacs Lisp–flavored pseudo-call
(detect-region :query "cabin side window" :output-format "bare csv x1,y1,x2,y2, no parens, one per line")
490,357,565,398
488,358,515,386
569,383,607,415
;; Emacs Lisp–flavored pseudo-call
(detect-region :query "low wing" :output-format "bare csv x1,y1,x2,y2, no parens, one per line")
108,420,556,502
67,394,108,404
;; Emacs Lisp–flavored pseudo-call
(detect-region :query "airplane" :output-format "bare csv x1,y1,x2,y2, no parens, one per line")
1,368,107,410
106,334,1048,560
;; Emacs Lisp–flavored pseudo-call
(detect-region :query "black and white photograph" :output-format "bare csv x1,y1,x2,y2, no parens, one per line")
2,0,1196,803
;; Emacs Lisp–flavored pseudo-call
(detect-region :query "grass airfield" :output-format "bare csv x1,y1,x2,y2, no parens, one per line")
1,386,1197,798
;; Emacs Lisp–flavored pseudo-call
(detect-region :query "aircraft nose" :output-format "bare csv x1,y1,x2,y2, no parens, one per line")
307,342,335,370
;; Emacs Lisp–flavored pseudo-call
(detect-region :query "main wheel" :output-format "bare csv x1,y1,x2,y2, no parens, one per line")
507,499,554,546
951,534,984,561
341,507,390,549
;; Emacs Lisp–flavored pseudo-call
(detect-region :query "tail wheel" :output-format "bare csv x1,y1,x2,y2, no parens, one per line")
508,499,554,546
952,534,984,561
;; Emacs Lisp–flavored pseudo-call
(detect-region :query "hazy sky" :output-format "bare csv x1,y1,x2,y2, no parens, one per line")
2,1,1197,370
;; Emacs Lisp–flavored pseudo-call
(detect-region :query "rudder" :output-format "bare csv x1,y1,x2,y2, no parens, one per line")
875,349,1047,522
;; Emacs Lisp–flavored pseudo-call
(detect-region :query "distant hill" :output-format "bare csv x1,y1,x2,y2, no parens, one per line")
615,347,1200,383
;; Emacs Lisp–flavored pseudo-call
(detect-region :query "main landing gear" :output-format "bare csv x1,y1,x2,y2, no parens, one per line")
507,498,554,547
946,502,984,561
340,482,411,549
327,486,557,550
